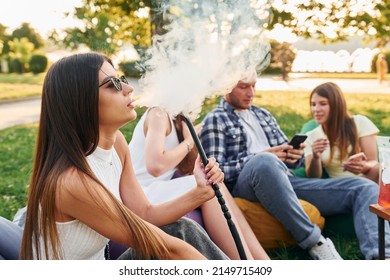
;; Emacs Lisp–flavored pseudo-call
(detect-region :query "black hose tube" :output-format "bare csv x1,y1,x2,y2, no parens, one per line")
182,114,247,260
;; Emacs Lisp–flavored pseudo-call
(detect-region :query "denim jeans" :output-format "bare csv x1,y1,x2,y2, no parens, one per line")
232,152,390,259
118,218,229,260
0,216,23,260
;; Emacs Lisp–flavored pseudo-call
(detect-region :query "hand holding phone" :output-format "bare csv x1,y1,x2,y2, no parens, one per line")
288,134,308,149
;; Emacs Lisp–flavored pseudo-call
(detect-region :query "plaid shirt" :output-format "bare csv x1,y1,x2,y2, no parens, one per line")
200,98,301,189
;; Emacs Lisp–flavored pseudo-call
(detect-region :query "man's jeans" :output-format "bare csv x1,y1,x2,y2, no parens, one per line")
232,152,390,259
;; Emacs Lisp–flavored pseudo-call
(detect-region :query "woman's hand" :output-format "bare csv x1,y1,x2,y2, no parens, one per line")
193,155,223,198
311,138,329,159
342,152,369,175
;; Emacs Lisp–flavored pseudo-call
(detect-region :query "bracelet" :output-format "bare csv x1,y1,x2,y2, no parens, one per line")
184,141,192,153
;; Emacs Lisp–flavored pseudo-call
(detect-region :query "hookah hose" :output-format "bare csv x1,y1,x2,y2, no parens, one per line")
182,115,247,260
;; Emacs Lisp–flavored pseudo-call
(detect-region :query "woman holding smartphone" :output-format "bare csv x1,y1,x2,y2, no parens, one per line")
304,82,380,183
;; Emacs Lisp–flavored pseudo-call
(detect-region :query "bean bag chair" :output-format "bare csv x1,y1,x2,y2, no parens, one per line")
234,198,325,249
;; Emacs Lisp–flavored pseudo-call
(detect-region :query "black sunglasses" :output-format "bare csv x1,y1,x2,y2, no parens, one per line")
99,75,128,91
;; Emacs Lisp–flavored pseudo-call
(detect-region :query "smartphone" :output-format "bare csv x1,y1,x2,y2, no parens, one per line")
288,134,308,149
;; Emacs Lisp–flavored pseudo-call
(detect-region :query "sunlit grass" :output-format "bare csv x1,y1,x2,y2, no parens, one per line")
0,124,37,219
0,73,45,100
0,73,45,84
0,83,42,100
290,72,390,80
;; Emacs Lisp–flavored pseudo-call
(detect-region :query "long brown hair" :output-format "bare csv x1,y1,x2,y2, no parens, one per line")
310,82,359,163
20,52,168,259
173,115,198,175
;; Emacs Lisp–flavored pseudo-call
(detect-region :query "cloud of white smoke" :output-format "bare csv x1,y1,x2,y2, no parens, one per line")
136,0,272,119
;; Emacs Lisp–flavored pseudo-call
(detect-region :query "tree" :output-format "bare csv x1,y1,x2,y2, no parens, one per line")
8,38,34,73
0,23,8,42
269,41,297,81
272,0,390,47
11,23,44,49
0,23,10,56
49,0,161,55
345,0,390,48
29,53,48,74
1,23,44,56
265,0,390,78
56,12,122,55
54,0,390,61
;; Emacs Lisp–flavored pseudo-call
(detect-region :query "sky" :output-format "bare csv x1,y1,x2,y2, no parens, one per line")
0,0,82,37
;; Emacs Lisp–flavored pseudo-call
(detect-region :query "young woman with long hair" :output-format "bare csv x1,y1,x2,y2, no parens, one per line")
304,82,380,183
20,52,226,260
129,107,270,260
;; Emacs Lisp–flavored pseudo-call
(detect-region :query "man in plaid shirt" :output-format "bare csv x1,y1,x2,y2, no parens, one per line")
199,71,388,260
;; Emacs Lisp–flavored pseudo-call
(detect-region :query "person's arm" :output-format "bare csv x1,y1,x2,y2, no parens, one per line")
56,167,206,260
343,116,380,182
360,134,379,163
305,155,323,178
143,107,194,176
343,134,379,182
116,132,220,226
305,138,329,178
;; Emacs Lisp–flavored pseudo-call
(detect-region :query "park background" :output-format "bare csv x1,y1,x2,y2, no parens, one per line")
0,0,390,260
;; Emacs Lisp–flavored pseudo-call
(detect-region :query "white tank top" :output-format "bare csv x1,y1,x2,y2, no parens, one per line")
129,109,178,186
37,147,122,259
129,109,196,204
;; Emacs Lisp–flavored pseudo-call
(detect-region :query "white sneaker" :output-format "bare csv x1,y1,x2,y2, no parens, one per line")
309,236,343,260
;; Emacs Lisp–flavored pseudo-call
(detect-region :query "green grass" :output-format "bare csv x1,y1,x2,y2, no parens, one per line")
1,81,389,259
267,234,363,260
288,72,388,79
0,124,37,219
0,73,45,101
0,83,43,100
0,73,45,84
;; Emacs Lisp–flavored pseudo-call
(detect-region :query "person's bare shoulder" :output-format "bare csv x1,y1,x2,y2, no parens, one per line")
58,166,91,196
114,130,130,164
145,107,171,134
